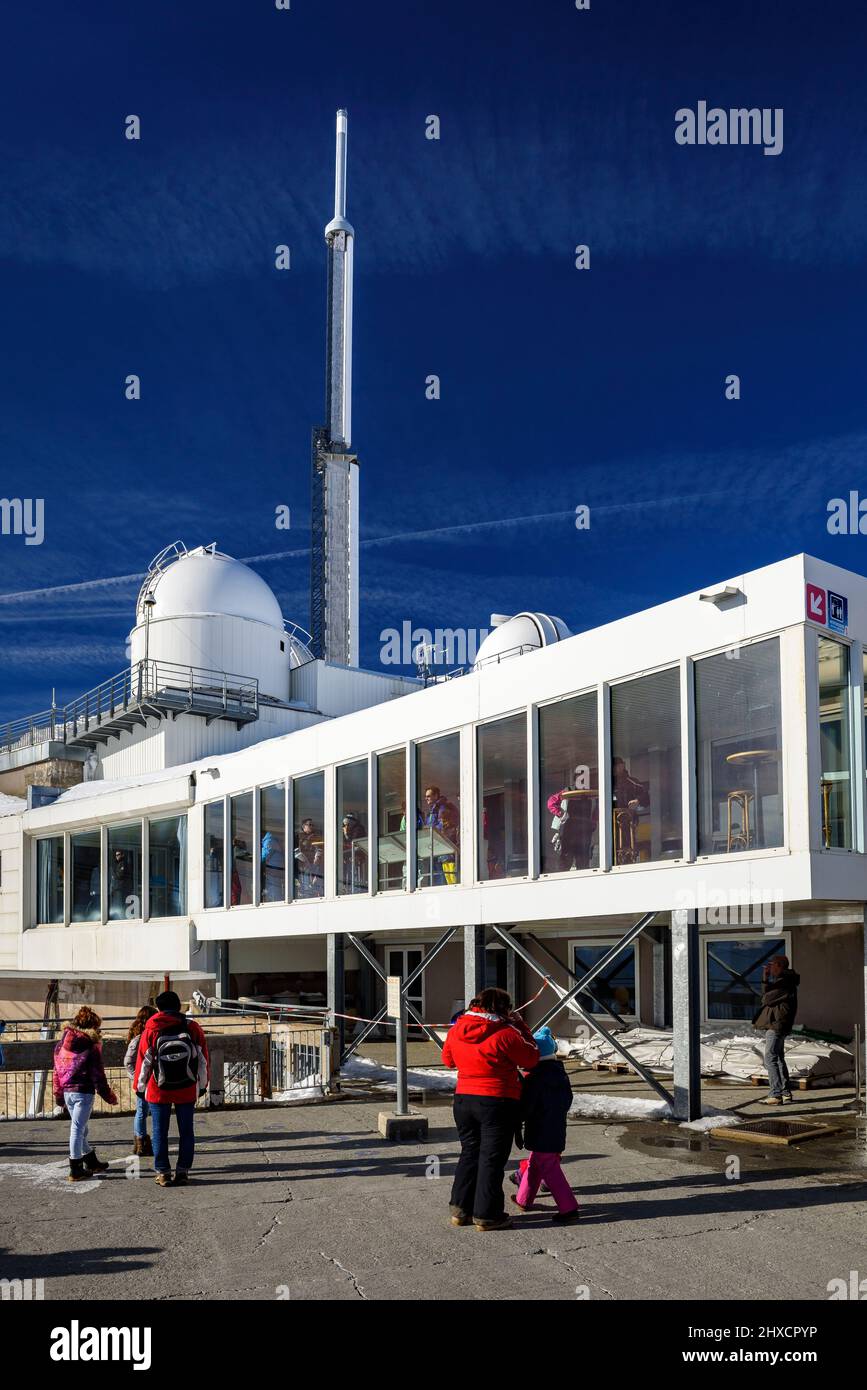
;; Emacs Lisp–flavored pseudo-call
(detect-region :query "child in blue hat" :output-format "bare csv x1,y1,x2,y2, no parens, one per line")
512,1027,579,1224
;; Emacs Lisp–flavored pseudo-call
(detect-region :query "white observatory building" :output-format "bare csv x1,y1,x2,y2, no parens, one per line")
0,112,865,1123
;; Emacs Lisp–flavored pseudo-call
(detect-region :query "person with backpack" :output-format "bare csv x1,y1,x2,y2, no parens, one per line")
52,1006,118,1182
134,991,209,1187
124,1004,157,1156
510,1026,580,1224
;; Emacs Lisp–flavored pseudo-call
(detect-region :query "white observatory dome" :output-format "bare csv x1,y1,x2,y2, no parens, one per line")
129,543,312,699
136,546,284,630
473,612,571,670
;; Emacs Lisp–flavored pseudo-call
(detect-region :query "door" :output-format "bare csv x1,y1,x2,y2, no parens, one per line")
387,947,425,1032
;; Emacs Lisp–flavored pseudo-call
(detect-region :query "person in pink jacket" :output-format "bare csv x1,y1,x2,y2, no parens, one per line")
52,1006,118,1183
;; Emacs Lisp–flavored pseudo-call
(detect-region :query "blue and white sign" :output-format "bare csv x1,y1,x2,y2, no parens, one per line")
828,590,848,635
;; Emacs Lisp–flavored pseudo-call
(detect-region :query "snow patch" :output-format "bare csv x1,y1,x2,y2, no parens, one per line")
340,1056,456,1093
568,1092,740,1127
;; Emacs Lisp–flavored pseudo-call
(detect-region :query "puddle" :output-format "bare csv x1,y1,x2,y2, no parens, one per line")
641,1136,705,1153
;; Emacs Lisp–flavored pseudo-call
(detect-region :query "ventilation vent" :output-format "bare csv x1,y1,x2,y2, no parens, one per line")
712,1119,841,1147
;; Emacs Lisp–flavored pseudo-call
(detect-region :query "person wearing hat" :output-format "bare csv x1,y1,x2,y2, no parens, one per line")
134,991,209,1187
511,1026,579,1224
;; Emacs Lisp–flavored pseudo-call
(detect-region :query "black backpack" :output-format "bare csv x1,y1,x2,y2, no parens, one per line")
152,1021,197,1090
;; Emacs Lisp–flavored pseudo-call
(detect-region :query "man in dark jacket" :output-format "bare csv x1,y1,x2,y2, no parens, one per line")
752,956,800,1105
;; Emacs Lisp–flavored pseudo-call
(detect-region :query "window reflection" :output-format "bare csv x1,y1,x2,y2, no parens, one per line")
610,669,682,864
477,715,528,879
539,693,598,872
230,793,254,906
71,829,101,922
259,784,286,902
204,802,225,909
337,761,368,895
37,837,64,924
107,822,142,920
819,637,852,849
149,815,187,917
416,735,460,886
377,749,406,891
293,772,324,899
695,639,783,853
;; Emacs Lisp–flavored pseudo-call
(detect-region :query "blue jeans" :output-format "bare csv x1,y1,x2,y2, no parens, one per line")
64,1090,95,1160
149,1101,196,1174
764,1029,790,1097
134,1094,150,1139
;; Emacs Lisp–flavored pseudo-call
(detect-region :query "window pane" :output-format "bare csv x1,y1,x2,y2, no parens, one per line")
416,734,461,886
259,784,286,903
705,936,785,1020
377,748,406,891
820,637,852,849
293,772,324,899
573,944,636,1015
204,801,225,909
150,815,187,917
107,822,142,920
539,693,598,873
71,828,101,922
37,837,64,924
695,639,783,854
611,669,682,864
478,715,528,879
337,760,368,895
230,793,254,906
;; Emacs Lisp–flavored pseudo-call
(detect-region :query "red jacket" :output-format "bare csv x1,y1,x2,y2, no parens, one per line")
442,1011,539,1100
133,1011,209,1106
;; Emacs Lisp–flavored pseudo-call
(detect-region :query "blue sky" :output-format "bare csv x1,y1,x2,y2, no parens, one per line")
2,0,867,717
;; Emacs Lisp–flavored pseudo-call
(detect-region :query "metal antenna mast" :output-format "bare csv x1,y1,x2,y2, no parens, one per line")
310,109,359,666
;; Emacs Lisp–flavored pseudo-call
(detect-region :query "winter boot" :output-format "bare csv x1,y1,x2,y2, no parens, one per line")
155,1171,173,1187
173,1170,190,1186
140,1134,153,1158
132,1137,143,1157
474,1214,512,1232
552,1209,581,1225
83,1150,110,1173
449,1204,470,1226
68,1158,88,1183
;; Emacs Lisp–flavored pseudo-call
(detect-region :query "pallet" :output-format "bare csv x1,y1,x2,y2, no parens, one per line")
748,1074,813,1090
593,1061,633,1074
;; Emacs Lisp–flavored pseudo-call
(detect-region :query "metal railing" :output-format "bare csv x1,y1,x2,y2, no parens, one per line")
0,659,259,755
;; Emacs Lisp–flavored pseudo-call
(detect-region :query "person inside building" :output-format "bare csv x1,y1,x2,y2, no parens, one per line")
109,847,133,919
442,987,539,1232
52,1006,118,1182
260,827,285,902
134,990,209,1187
124,1004,157,1157
422,785,460,885
341,812,367,892
295,816,323,896
752,954,800,1105
547,764,598,871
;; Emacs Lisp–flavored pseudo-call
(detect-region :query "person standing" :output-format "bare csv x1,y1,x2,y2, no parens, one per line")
752,955,800,1105
511,1027,579,1224
124,1004,157,1156
52,1006,118,1182
441,987,539,1231
134,991,209,1187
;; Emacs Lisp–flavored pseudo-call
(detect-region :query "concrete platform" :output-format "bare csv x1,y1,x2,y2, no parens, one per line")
1,1091,865,1301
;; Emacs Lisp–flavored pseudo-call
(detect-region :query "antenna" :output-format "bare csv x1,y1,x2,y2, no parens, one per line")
334,108,348,220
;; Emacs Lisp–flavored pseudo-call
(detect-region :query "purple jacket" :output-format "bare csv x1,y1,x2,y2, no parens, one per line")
52,1027,115,1104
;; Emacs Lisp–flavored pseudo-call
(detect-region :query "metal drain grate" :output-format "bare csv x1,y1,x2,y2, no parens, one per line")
712,1119,841,1147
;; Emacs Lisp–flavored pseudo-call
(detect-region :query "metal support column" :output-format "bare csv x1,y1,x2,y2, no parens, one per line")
343,929,457,1060
464,925,486,1007
671,909,701,1121
327,934,346,1073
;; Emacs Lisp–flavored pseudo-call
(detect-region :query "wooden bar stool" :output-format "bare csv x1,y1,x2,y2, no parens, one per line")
612,808,637,864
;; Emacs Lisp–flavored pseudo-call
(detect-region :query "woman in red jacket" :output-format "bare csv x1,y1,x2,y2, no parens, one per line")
133,991,209,1188
442,987,539,1231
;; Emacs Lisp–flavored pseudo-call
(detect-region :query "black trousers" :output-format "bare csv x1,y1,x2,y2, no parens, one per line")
450,1094,520,1221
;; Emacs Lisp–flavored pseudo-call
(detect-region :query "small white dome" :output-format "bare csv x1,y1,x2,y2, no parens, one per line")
138,545,284,630
474,612,570,670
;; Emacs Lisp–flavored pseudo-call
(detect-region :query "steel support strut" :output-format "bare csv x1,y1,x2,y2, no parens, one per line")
491,919,674,1107
341,930,457,1060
